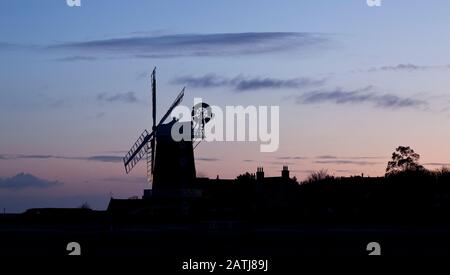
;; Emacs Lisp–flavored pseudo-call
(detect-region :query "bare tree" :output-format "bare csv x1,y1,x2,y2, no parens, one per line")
305,169,331,183
79,202,91,210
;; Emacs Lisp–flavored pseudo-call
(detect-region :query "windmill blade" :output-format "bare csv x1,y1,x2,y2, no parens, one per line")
158,87,185,126
123,130,154,174
150,136,155,174
151,67,156,130
146,139,153,183
151,67,156,175
193,140,202,150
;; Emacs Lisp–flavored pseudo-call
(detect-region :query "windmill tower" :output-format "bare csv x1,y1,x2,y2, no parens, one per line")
123,68,201,196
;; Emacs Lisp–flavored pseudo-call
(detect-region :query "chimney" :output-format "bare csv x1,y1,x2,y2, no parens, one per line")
282,165,290,180
256,167,264,182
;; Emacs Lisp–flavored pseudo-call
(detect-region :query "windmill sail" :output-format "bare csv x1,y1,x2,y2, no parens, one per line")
151,68,156,174
146,140,153,183
124,130,153,174
158,87,185,126
123,67,187,177
123,87,184,175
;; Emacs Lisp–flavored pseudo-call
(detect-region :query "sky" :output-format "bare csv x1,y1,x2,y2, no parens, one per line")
2,0,450,212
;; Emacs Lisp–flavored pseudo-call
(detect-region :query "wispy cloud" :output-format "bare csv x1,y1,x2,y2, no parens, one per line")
315,160,380,166
0,42,38,51
0,42,16,50
100,176,147,183
297,86,427,109
97,91,137,103
366,63,450,72
316,155,384,160
0,154,123,163
172,74,326,92
335,169,359,173
299,169,317,174
276,156,308,160
0,173,62,190
49,32,331,58
197,157,221,162
105,150,128,154
368,63,430,72
52,56,98,62
84,156,123,163
0,154,54,160
312,155,384,166
316,155,338,159
0,41,40,52
347,156,386,160
269,161,296,165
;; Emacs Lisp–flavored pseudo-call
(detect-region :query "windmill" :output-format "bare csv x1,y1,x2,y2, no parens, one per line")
123,68,211,194
123,68,185,184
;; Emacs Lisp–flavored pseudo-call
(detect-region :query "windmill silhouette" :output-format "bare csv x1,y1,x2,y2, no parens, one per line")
123,68,211,194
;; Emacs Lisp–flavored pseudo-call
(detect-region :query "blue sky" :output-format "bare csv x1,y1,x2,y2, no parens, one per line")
2,0,450,212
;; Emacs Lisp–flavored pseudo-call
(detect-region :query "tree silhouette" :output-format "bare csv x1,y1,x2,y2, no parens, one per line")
236,172,255,183
79,202,91,209
386,146,425,176
305,169,332,184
